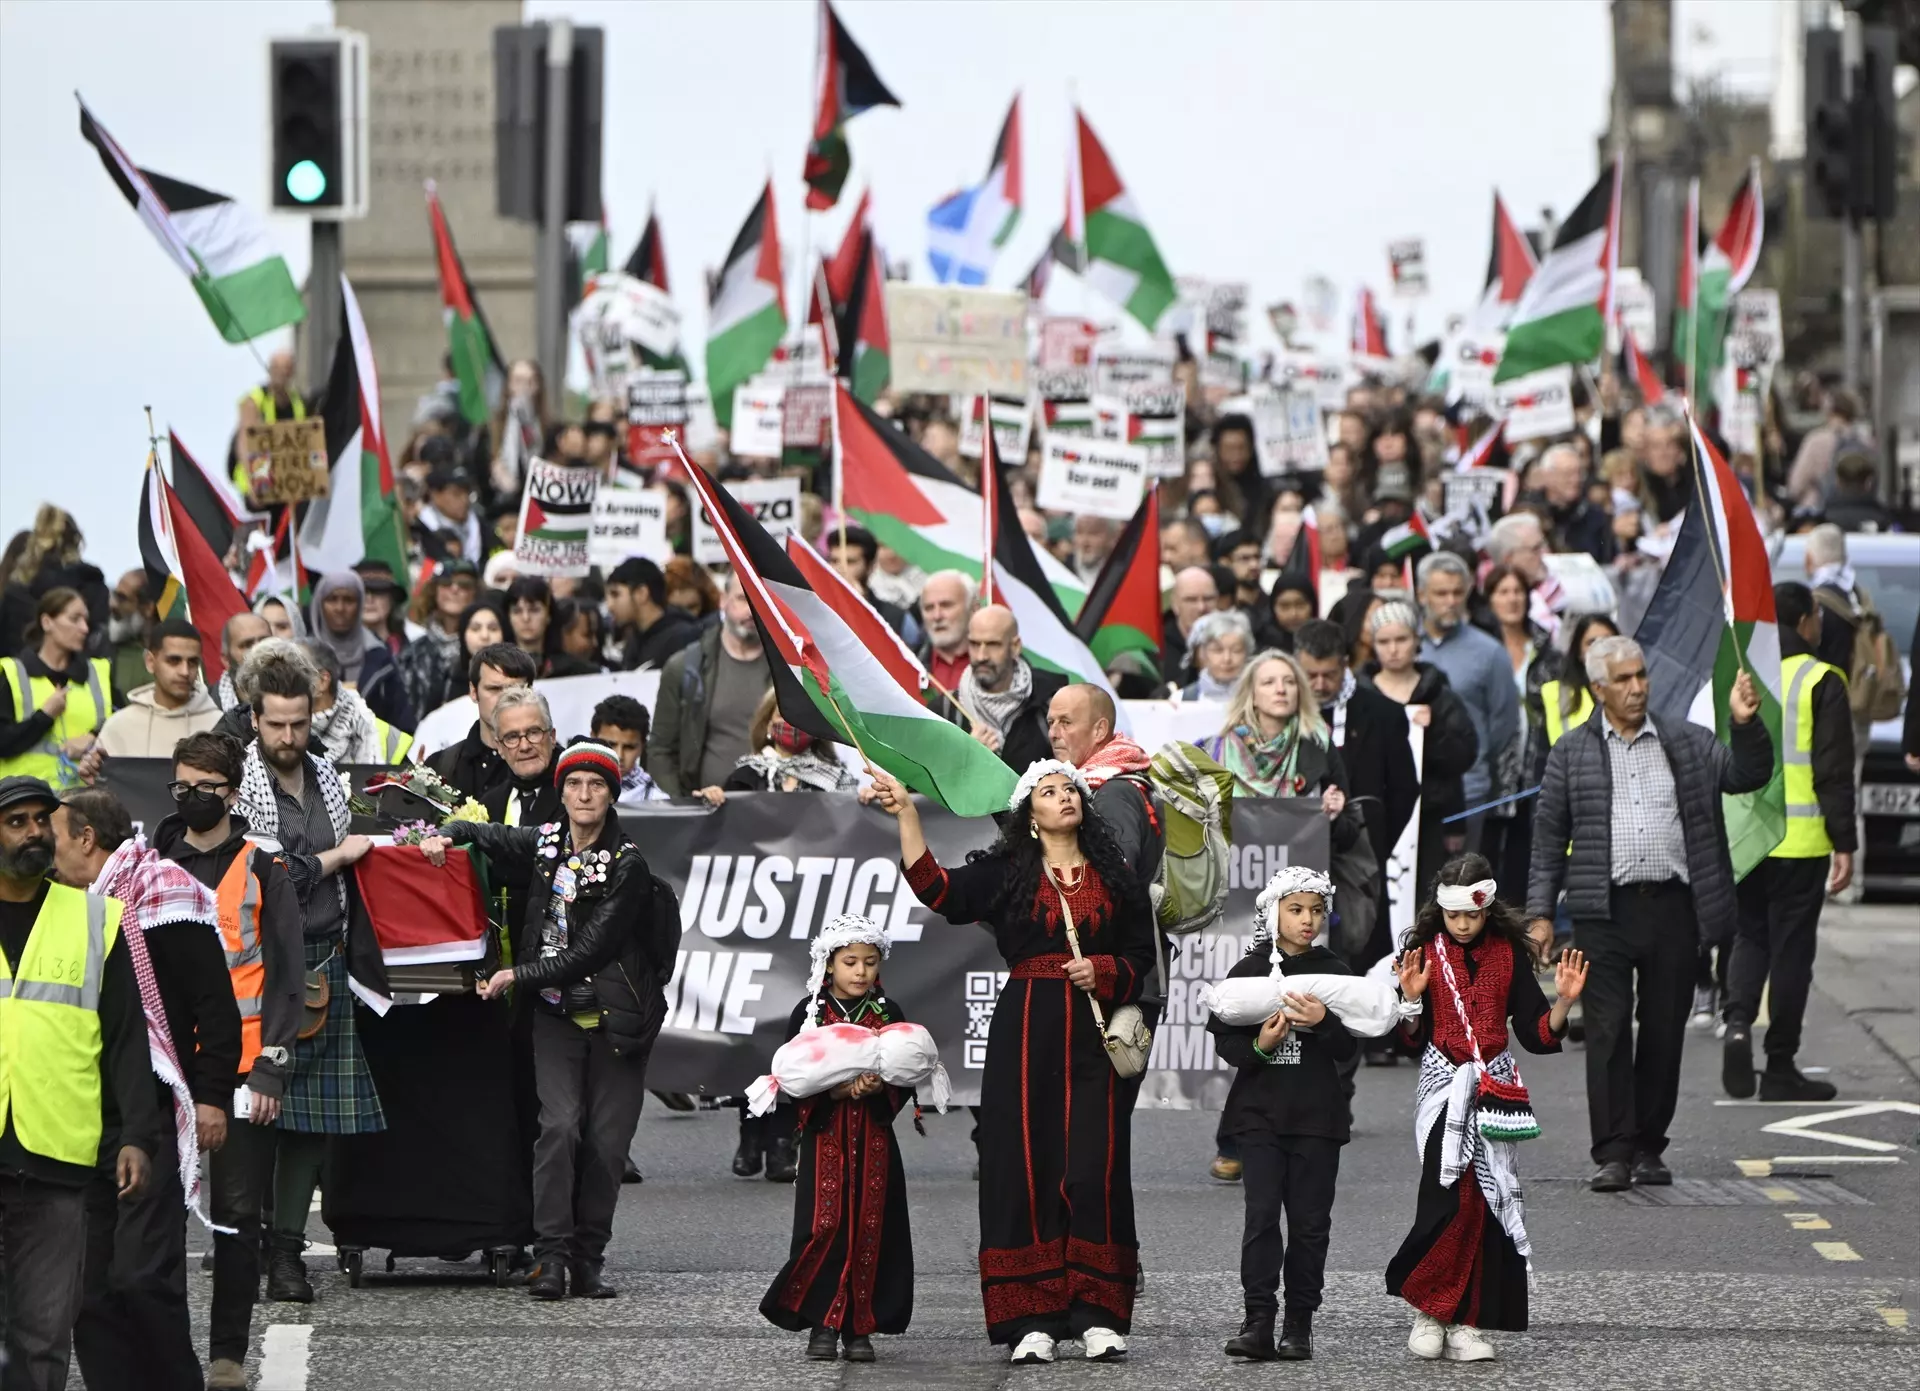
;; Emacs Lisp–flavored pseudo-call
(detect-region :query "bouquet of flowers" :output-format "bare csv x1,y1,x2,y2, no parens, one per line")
363,766,490,829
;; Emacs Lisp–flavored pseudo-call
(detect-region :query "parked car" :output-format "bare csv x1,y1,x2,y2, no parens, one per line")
1771,532,1919,896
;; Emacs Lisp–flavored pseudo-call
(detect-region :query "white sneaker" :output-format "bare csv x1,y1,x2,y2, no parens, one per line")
1408,1310,1446,1360
1082,1327,1128,1361
1010,1332,1055,1365
1444,1324,1496,1362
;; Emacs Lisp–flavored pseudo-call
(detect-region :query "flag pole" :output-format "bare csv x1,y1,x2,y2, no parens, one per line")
979,392,995,608
1681,402,1752,691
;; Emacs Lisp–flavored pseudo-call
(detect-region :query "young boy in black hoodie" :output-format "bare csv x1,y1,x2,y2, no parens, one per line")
1207,866,1355,1363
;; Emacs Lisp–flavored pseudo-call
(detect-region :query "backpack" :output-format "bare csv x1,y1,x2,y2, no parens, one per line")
1816,586,1906,722
1141,742,1235,936
645,872,684,985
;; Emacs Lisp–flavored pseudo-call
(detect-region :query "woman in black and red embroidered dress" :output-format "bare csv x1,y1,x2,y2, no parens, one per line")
1384,854,1587,1364
869,759,1157,1366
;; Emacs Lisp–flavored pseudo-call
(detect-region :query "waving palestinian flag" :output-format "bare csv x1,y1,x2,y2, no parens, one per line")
1674,161,1764,410
820,191,889,402
1495,163,1620,382
138,455,249,682
804,0,900,211
679,449,1013,816
708,182,786,429
426,181,506,427
1622,326,1666,405
1469,190,1538,333
1062,107,1178,332
625,203,670,290
1072,487,1164,682
298,276,408,581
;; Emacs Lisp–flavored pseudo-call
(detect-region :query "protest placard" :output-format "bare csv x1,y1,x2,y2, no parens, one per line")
242,419,329,505
692,475,801,565
960,394,1034,463
588,487,670,571
729,383,786,460
1492,364,1576,443
623,370,688,470
885,285,1027,394
1388,238,1428,297
1441,333,1502,414
1035,365,1093,402
1611,267,1656,357
572,273,681,390
1092,341,1175,397
1036,434,1147,520
513,458,597,576
1441,468,1507,523
1716,361,1765,455
1273,351,1348,413
782,382,832,449
1253,390,1329,476
1727,289,1783,369
1038,317,1100,371
1093,380,1187,477
1040,398,1096,435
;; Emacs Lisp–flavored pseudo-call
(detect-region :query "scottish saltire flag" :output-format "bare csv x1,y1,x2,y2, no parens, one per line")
927,94,1022,285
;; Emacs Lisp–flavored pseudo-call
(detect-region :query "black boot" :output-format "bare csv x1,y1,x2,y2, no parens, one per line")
1759,1062,1837,1102
732,1120,764,1177
526,1259,567,1300
264,1238,313,1304
571,1260,617,1299
1276,1310,1313,1360
842,1332,875,1363
765,1134,798,1183
1223,1311,1276,1360
806,1327,839,1360
1722,1023,1756,1098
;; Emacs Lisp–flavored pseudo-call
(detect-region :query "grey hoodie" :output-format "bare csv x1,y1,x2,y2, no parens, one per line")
97,682,222,758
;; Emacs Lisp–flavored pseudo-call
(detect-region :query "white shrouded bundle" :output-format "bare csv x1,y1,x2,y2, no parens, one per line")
1195,972,1416,1037
745,1021,952,1116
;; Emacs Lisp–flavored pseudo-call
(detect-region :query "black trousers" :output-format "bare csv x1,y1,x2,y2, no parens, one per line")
529,1011,651,1267
208,1115,278,1364
1574,881,1698,1166
1728,856,1829,1065
73,1131,199,1391
0,1174,87,1391
1237,1133,1341,1318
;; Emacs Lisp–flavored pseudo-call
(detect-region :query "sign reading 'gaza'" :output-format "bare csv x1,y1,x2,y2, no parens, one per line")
690,475,800,565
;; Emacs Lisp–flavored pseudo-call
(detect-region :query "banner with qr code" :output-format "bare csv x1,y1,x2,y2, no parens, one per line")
613,791,1328,1107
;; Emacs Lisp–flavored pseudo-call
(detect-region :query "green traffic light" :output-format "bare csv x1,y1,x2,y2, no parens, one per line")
285,159,327,204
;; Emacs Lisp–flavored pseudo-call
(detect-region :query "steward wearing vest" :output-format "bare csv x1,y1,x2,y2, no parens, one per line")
0,775,159,1391
231,349,309,500
150,732,304,1391
0,588,113,791
1539,615,1622,750
1723,584,1857,1106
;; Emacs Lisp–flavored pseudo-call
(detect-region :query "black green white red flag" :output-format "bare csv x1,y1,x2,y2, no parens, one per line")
1494,163,1620,382
426,181,506,428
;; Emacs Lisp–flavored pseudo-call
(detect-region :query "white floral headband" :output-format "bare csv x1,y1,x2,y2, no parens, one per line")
1009,758,1093,813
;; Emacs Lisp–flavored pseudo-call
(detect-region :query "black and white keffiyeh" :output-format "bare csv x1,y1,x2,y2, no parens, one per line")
234,740,355,920
1413,1045,1531,1261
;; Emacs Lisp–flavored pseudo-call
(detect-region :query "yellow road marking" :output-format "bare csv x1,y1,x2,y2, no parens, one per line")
1760,1184,1797,1203
1813,1241,1861,1261
1784,1212,1830,1230
1878,1308,1909,1331
1735,1159,1772,1177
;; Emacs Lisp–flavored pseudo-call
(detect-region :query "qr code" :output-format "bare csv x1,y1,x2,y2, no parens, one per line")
963,972,1008,1068
965,1040,990,1069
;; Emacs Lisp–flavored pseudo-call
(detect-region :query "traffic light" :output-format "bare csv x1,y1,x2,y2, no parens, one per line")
269,33,367,219
1804,25,1900,222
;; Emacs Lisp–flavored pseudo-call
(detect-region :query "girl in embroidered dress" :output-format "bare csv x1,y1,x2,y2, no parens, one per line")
759,914,916,1363
1385,854,1588,1363
869,760,1157,1367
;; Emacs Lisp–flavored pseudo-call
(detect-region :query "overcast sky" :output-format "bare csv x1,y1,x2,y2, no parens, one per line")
0,0,1778,580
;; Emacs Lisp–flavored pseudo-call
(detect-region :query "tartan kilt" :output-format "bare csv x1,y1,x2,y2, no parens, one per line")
279,939,387,1135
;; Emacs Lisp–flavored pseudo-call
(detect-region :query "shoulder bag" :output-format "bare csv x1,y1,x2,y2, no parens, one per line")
1048,867,1152,1078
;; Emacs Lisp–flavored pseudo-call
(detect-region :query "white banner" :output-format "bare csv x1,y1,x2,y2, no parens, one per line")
692,475,801,565
588,487,671,571
1492,364,1576,443
512,458,596,577
1092,342,1176,397
1036,434,1147,521
729,384,786,460
959,394,1035,463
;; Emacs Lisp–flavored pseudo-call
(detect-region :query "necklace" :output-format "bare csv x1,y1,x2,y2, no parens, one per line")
1045,860,1086,892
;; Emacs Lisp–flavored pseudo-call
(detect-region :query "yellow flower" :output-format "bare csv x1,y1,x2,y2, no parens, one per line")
445,799,491,825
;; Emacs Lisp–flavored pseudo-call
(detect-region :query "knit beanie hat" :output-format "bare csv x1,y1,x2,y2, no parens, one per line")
555,738,622,797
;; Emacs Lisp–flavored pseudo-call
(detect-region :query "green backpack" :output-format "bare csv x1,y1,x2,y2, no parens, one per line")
1144,743,1235,935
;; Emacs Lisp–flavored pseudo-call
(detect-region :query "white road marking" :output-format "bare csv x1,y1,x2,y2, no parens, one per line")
1769,1155,1902,1165
1813,1241,1862,1261
260,1324,313,1391
1784,1212,1830,1230
1761,1101,1920,1153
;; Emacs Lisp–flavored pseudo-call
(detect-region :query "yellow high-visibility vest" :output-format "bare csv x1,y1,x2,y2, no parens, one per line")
1777,653,1846,859
0,657,111,789
1540,680,1594,747
235,387,310,493
0,886,123,1167
373,717,413,766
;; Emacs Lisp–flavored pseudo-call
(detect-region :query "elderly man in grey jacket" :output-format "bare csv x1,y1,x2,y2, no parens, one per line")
1527,636,1771,1194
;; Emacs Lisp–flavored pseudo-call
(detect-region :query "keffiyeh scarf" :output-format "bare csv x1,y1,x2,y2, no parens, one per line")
234,740,354,921
1415,1045,1531,1262
311,687,382,765
1077,734,1152,788
88,835,224,1231
1322,668,1356,750
732,748,856,793
956,657,1032,739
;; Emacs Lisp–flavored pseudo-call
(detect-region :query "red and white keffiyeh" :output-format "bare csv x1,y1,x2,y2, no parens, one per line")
1076,735,1152,789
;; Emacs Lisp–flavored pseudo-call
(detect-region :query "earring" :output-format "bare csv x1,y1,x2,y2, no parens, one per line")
1029,821,1038,839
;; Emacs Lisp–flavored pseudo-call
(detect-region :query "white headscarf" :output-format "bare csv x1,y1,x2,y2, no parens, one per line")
1252,865,1336,970
804,913,892,1028
1009,758,1093,812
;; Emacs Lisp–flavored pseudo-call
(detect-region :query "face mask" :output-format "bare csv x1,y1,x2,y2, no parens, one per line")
1197,513,1228,537
174,787,229,833
769,719,812,754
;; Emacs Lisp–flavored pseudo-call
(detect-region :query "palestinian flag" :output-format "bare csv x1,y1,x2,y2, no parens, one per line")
1351,285,1389,359
170,431,261,563
298,276,408,581
1275,503,1323,602
625,203,669,290
1379,511,1431,560
80,97,304,344
1454,420,1504,473
1495,162,1620,382
138,455,249,682
1025,235,1055,302
804,0,901,211
244,509,294,602
1064,107,1178,332
1073,487,1164,681
679,452,1014,816
1623,326,1666,405
1632,411,1784,877
426,181,506,428
1468,190,1538,333
832,215,890,403
707,181,786,430
834,383,1086,617
1674,161,1764,410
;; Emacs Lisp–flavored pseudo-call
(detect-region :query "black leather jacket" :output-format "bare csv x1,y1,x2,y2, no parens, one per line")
450,816,664,1055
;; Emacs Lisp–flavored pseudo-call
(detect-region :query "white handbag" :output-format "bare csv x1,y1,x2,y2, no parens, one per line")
1050,869,1152,1079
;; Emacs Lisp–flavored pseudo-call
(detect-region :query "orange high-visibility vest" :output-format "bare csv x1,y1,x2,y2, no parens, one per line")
214,843,268,1072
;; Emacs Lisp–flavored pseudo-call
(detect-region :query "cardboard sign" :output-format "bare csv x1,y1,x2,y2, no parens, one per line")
1441,468,1507,523
1253,390,1329,476
1442,333,1503,414
242,419,329,504
588,487,670,570
960,394,1035,463
1611,267,1656,357
782,382,832,450
729,384,786,460
1094,380,1187,478
1038,317,1101,371
885,285,1028,395
1035,365,1093,402
1727,289,1783,369
513,458,597,577
1092,342,1175,398
1040,398,1096,435
1036,434,1146,520
1273,351,1348,413
1387,238,1428,298
1492,364,1576,443
692,475,800,565
1716,360,1765,455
